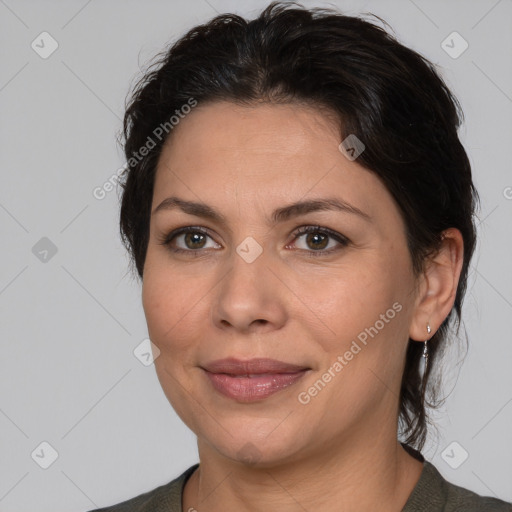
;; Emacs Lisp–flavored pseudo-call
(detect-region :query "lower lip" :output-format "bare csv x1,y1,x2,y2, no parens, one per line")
203,370,308,402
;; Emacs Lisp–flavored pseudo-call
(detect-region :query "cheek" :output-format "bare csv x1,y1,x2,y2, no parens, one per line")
307,251,413,359
142,259,216,367
142,270,206,426
142,267,192,348
303,264,411,418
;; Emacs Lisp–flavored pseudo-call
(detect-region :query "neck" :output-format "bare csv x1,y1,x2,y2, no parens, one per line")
183,431,424,512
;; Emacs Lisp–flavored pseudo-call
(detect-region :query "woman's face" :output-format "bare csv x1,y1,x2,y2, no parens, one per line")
142,101,420,466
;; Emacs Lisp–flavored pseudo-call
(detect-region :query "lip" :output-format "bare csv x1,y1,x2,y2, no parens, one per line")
201,357,309,375
201,358,310,402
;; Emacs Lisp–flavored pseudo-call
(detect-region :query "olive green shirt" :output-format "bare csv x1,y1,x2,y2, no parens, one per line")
88,452,511,511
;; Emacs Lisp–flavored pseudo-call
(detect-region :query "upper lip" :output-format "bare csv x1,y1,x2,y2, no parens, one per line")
201,358,309,375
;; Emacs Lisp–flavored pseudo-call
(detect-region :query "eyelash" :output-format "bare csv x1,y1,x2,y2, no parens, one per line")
157,225,349,258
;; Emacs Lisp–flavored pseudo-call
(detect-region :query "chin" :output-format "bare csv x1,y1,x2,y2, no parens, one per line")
203,427,310,470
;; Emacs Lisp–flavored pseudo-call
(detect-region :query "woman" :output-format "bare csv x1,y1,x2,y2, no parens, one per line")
90,2,511,511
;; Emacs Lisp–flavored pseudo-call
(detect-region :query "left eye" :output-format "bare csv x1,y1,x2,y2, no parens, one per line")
289,226,349,253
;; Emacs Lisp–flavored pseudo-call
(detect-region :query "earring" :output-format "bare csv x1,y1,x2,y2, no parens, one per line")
422,323,431,375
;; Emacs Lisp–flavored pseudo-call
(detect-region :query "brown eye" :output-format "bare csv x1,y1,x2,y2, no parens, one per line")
304,232,329,250
183,232,207,249
290,226,349,256
159,227,221,254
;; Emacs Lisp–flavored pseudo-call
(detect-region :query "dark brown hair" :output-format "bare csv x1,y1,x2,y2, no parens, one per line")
118,1,479,451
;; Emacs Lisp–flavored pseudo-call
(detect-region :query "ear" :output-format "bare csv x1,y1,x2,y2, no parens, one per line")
409,228,465,342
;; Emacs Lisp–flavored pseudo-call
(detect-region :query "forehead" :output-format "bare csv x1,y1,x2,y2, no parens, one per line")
152,101,394,224
160,101,340,162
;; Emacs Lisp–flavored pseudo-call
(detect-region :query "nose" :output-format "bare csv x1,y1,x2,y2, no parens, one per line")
211,244,287,334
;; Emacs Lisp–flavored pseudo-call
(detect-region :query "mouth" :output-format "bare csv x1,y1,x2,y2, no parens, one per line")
201,357,310,375
200,358,311,402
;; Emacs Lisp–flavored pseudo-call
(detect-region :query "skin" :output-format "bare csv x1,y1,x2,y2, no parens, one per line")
141,101,464,512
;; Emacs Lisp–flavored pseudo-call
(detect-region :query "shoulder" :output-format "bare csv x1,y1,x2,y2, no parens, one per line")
404,460,512,512
439,466,512,512
85,463,198,512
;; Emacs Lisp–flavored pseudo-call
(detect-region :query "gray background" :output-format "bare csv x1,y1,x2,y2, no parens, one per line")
0,0,511,510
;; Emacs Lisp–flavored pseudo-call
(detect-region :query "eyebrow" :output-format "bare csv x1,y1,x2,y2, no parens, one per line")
152,196,371,224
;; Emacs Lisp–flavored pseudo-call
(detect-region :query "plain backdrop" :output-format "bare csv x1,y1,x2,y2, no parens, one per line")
0,0,511,510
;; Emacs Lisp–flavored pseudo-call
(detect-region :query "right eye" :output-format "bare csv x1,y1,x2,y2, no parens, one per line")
157,226,222,255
